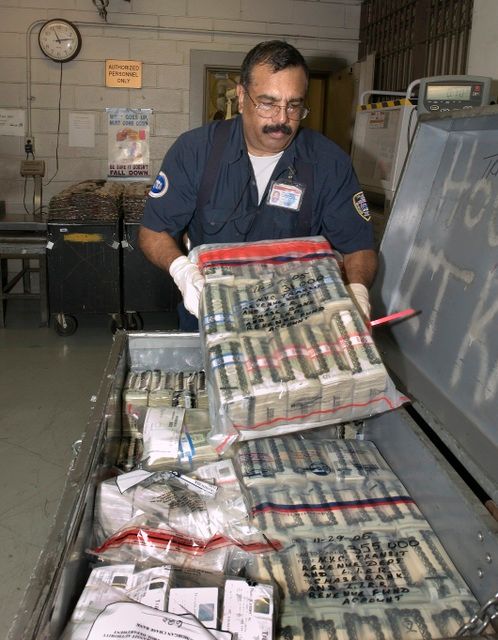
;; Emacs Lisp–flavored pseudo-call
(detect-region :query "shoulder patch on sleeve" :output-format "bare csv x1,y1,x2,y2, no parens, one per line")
352,191,371,221
149,171,169,198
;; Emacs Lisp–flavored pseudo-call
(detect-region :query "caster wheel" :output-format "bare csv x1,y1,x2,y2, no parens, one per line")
125,312,144,331
54,314,78,336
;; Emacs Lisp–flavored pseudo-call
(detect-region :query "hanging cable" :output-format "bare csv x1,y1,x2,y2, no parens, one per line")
23,176,31,214
44,62,63,187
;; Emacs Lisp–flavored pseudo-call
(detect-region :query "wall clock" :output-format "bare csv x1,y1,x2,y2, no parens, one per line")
38,19,82,63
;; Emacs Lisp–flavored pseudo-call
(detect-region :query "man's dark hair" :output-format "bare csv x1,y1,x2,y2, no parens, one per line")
240,40,309,88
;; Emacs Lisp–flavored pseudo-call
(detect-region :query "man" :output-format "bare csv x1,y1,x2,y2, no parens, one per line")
139,40,377,330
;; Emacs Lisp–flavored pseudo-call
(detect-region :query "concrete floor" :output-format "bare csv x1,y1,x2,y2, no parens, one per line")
0,299,176,633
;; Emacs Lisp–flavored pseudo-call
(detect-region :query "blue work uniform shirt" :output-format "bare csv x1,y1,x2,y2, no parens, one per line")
142,115,374,254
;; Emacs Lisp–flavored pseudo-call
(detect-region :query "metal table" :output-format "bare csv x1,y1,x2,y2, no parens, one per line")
0,215,48,327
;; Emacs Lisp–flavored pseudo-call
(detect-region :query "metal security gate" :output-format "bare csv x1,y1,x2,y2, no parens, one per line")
359,0,474,92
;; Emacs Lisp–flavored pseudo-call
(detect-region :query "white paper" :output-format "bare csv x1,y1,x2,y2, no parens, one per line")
63,565,173,639
196,460,238,486
170,471,218,498
222,580,274,640
209,631,232,640
179,617,232,640
87,601,216,640
116,469,154,493
70,564,136,623
0,108,24,136
168,587,219,628
142,406,185,466
127,567,171,610
68,112,95,147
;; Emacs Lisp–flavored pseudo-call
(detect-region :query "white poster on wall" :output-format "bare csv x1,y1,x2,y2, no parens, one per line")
69,112,95,147
106,107,151,179
0,108,25,136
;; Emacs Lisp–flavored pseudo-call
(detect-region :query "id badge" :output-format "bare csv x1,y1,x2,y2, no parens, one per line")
267,179,305,212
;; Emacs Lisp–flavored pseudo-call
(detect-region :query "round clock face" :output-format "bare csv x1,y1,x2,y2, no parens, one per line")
38,19,82,62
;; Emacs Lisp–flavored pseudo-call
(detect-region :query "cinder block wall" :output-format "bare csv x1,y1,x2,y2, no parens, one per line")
0,0,361,214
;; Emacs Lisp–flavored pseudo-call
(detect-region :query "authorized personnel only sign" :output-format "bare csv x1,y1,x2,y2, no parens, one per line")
106,59,142,88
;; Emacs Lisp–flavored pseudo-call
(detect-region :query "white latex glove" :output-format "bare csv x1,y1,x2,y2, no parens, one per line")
347,283,371,322
169,256,205,318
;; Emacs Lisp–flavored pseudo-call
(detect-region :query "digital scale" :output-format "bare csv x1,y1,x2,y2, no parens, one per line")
351,75,492,243
417,75,491,114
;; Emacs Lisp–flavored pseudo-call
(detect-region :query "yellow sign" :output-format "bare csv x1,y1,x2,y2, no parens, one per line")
106,59,142,88
63,233,104,243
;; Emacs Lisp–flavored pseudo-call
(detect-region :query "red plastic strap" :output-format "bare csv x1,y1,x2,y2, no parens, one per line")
371,308,417,327
197,238,332,267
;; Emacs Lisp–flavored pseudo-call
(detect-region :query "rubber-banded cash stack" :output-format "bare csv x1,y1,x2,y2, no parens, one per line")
240,332,286,427
300,323,353,419
271,326,322,423
206,338,253,427
329,308,387,407
147,370,175,407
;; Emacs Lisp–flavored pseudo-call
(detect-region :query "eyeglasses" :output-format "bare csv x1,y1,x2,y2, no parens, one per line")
244,90,310,121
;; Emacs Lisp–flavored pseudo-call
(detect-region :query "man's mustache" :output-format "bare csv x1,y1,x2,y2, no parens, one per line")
262,123,292,135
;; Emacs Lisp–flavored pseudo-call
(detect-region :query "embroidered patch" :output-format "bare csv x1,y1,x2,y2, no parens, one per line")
353,191,371,221
149,171,169,198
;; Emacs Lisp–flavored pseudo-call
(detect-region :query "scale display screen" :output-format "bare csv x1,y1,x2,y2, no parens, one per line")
418,75,491,115
426,84,472,101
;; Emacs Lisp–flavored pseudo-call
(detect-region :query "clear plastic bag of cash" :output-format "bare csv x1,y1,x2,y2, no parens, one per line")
122,403,219,471
120,368,214,472
233,428,401,487
60,561,278,640
92,458,253,549
227,526,480,640
189,236,409,455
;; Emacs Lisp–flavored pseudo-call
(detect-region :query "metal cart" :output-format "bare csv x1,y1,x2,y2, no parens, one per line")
0,215,48,328
8,106,498,639
121,221,181,330
47,219,122,335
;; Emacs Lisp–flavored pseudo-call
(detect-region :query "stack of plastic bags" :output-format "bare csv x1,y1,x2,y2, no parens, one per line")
64,441,281,639
91,457,279,573
232,429,482,640
61,564,276,640
119,369,215,471
60,418,482,640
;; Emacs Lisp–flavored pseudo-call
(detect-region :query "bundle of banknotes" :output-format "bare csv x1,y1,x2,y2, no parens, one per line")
190,237,406,449
118,369,214,471
86,416,480,640
231,429,482,640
